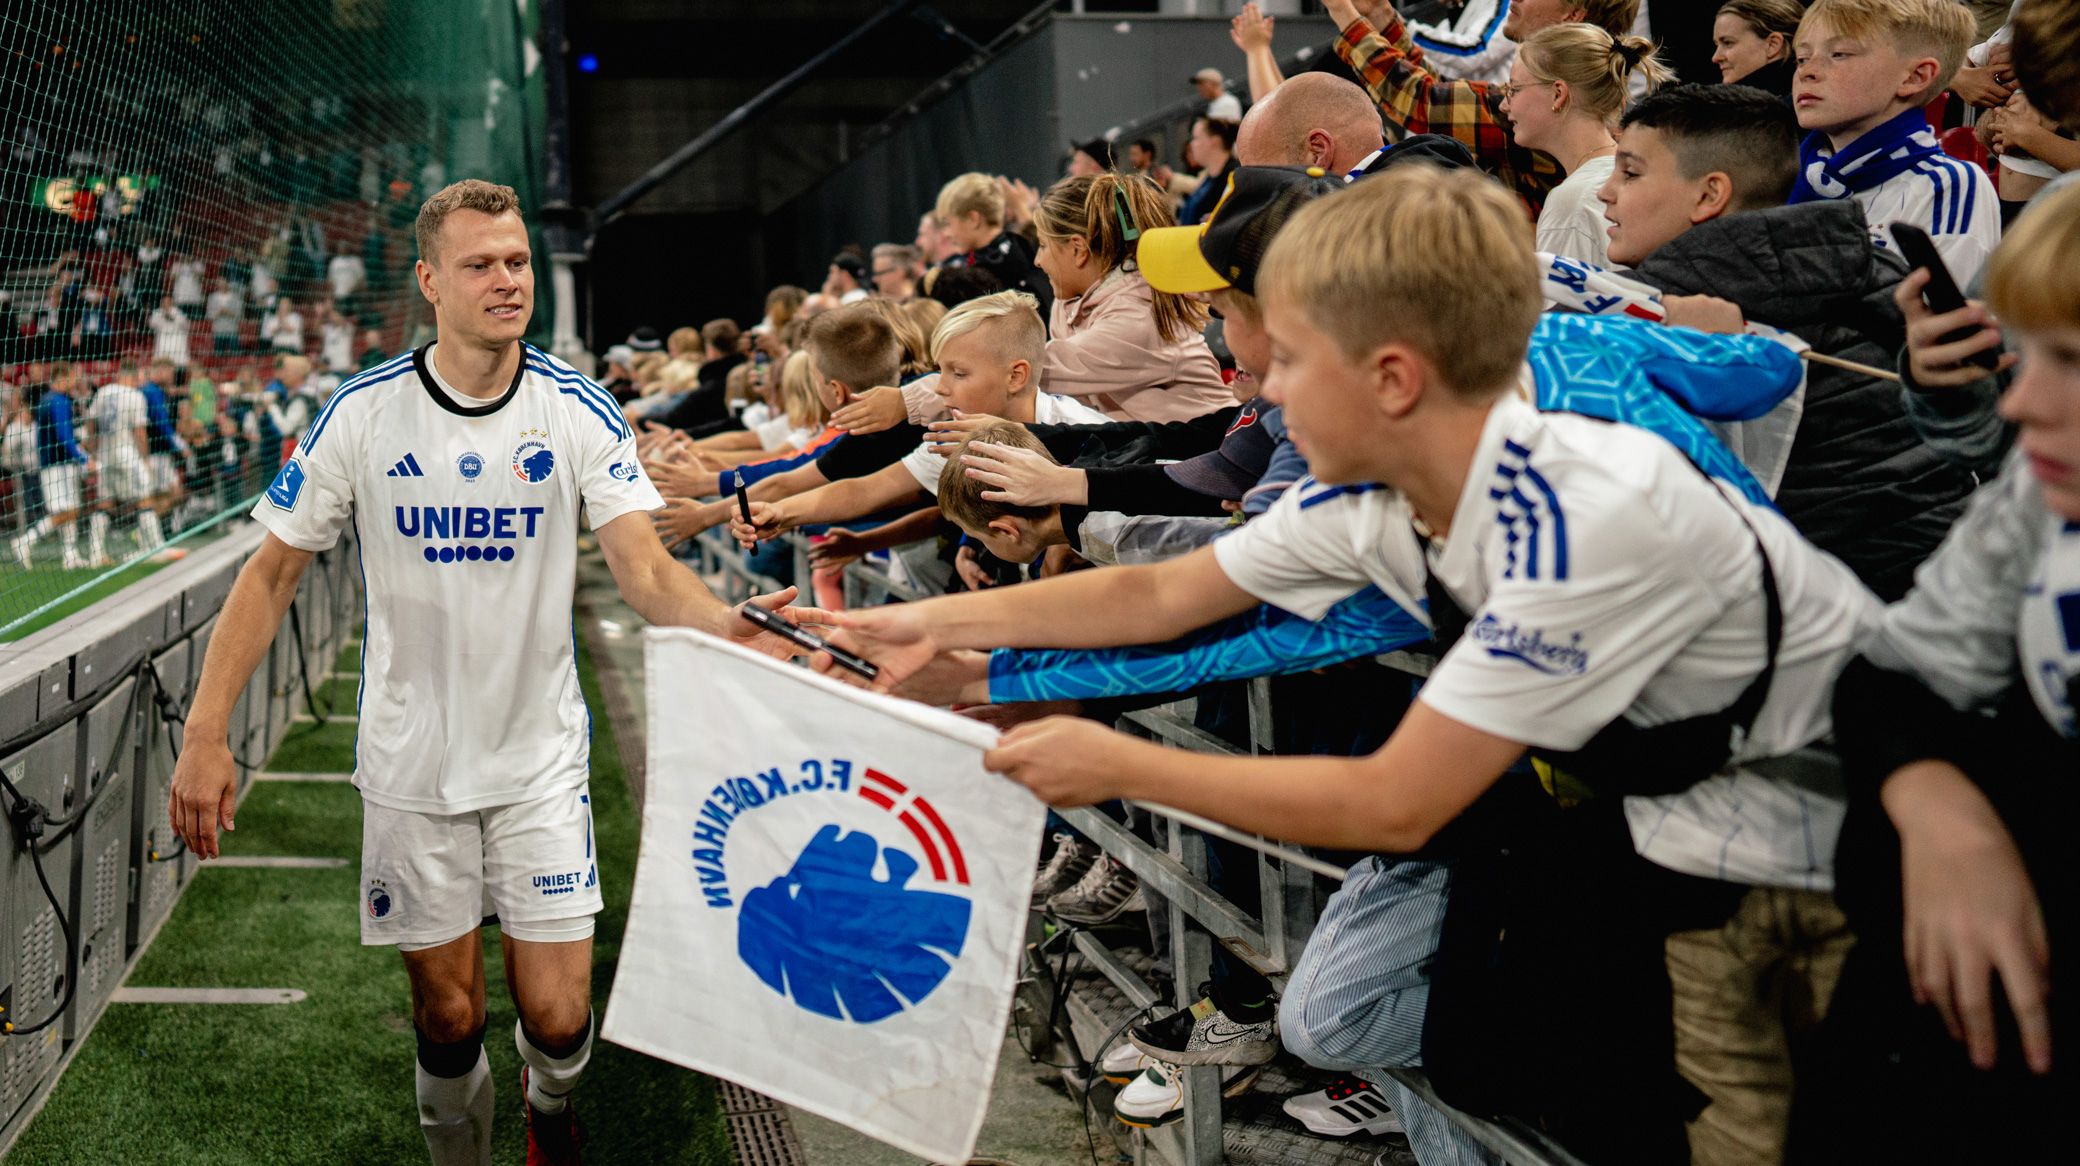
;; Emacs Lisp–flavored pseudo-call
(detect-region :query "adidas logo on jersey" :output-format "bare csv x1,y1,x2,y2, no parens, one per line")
386,453,426,478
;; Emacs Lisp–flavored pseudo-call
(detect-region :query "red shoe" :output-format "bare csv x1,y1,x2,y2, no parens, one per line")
522,1066,584,1166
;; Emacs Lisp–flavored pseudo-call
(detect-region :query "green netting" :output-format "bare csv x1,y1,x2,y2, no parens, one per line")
0,0,546,638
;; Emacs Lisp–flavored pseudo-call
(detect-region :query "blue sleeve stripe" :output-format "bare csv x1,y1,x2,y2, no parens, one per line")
1520,465,1570,581
302,352,413,451
531,363,632,441
557,386,630,441
527,360,631,440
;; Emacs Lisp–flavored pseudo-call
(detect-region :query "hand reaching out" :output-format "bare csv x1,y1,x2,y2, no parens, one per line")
829,386,909,435
1231,3,1275,53
954,544,995,591
961,440,1087,507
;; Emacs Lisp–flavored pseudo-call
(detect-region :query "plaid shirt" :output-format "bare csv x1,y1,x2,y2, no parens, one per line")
1335,11,1560,213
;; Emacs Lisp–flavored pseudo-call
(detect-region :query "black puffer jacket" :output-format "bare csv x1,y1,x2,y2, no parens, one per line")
1636,200,1975,600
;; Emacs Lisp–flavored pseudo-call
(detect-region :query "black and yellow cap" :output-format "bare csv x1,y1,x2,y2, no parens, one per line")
1138,165,1347,297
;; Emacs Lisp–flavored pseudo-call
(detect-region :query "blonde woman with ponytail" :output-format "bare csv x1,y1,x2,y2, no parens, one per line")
1501,22,1674,265
1027,172,1233,422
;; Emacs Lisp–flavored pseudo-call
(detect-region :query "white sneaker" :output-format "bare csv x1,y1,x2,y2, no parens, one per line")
62,552,89,571
1032,832,1098,905
1281,1075,1404,1137
1098,1039,1153,1085
1045,855,1145,925
1112,1061,1259,1129
10,535,31,570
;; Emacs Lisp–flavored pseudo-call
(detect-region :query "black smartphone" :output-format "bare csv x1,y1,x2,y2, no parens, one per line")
734,480,752,526
738,604,881,681
1889,221,2001,372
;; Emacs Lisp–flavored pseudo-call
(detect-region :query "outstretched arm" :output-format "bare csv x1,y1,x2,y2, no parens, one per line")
596,510,830,650
824,542,1260,693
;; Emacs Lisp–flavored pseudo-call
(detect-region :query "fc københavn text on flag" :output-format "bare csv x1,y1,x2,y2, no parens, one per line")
604,628,1044,1164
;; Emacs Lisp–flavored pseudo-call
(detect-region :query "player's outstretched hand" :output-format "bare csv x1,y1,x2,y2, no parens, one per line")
984,715,1137,807
169,734,238,860
815,606,941,694
728,586,838,662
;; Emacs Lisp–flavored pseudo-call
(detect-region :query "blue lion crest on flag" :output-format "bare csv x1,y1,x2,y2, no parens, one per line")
737,824,970,1023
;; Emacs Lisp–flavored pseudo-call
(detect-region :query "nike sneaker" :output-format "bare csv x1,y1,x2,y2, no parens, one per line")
1112,1061,1260,1128
1128,995,1276,1066
1281,1075,1405,1136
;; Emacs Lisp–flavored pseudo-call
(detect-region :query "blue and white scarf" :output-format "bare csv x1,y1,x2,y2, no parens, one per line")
1789,107,1942,204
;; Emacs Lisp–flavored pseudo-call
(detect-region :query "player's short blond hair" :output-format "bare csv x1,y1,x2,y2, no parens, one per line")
415,179,523,266
1256,165,1539,400
935,172,1005,228
1799,0,1976,100
930,290,1047,372
1985,182,2080,335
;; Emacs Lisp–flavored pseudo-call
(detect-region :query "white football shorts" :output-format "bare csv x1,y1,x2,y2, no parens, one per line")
37,464,82,515
360,781,602,951
102,452,154,503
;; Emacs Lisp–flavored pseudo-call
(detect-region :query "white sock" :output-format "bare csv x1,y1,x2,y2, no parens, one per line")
416,1048,493,1166
88,512,109,558
139,509,164,549
59,522,76,557
517,1015,593,1116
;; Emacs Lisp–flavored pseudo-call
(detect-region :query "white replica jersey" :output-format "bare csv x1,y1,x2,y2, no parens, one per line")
1856,156,2002,287
1215,394,1882,890
253,343,664,813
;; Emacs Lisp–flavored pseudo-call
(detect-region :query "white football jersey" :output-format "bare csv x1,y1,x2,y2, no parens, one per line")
252,343,664,813
91,382,148,459
1214,394,1882,891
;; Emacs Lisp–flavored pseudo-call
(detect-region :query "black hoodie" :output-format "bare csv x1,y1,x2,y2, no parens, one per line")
1635,199,1976,600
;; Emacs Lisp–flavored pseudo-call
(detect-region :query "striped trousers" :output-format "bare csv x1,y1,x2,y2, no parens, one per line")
1280,856,1501,1166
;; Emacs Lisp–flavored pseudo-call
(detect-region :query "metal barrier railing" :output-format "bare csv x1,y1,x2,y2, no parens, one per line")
683,528,1587,1165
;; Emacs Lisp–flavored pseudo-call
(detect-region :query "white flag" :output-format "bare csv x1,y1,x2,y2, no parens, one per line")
603,628,1044,1164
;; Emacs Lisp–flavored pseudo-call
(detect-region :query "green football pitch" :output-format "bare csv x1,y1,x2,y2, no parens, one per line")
5,642,734,1165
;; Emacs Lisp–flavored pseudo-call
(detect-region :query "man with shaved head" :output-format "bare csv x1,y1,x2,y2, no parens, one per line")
1233,72,1388,171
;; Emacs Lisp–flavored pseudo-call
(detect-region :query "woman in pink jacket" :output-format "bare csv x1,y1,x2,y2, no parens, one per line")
840,172,1235,432
1028,172,1234,422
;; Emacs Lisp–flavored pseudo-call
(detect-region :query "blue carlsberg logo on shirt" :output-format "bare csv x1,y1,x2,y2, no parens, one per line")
609,461,639,482
1470,613,1589,677
266,459,306,511
688,758,972,1024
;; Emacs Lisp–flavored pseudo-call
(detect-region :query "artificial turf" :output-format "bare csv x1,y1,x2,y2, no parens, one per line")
6,642,734,1165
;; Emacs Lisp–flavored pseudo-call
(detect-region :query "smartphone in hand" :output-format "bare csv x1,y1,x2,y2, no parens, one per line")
738,604,881,681
1889,222,2001,372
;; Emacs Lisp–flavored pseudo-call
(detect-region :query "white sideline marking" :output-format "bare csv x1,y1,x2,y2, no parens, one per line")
205,856,349,869
292,714,357,724
252,771,354,783
112,987,307,1005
